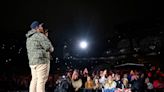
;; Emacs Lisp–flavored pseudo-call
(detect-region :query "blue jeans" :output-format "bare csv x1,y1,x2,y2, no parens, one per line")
103,88,115,92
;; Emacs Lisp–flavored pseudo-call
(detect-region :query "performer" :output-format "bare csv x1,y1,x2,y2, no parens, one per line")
26,21,54,92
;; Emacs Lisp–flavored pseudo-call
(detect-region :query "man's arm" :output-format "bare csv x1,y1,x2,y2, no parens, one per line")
37,33,54,52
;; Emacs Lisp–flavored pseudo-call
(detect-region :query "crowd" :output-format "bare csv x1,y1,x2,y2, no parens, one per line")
54,65,164,92
0,64,163,92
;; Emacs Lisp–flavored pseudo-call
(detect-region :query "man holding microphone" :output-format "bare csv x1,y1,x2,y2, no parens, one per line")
26,21,54,92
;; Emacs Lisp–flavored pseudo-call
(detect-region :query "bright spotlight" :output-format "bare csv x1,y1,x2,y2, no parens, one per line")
79,41,88,49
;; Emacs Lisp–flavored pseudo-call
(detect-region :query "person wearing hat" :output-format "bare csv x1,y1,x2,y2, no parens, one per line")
26,21,54,92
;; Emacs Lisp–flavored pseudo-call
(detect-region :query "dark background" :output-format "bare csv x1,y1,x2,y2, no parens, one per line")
0,0,163,74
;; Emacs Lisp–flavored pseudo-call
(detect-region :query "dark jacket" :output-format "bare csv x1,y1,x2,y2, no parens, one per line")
54,78,74,92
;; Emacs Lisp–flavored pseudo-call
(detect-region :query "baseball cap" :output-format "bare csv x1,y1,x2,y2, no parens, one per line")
30,21,40,29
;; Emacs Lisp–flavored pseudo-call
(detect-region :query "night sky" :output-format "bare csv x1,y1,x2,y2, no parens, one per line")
0,0,164,73
1,0,162,35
